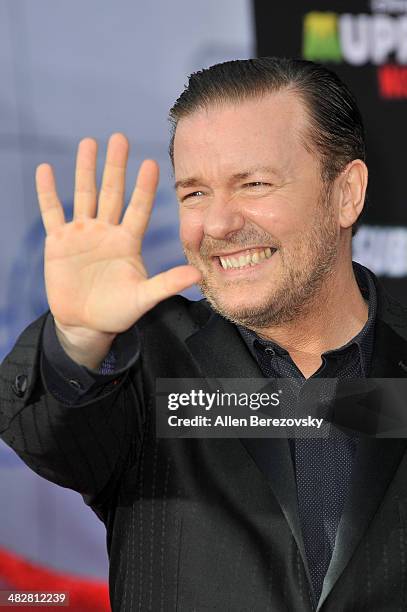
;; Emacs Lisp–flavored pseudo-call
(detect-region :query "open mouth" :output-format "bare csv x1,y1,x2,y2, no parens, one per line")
216,247,277,271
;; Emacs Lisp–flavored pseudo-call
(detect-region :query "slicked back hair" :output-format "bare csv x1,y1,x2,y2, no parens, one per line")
168,57,367,235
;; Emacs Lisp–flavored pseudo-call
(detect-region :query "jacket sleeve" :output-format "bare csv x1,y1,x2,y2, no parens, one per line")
0,313,147,507
41,312,140,404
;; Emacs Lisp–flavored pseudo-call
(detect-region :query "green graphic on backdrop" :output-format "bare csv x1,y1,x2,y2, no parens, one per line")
303,12,342,62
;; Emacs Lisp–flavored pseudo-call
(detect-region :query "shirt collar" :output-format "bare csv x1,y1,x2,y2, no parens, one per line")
237,261,377,376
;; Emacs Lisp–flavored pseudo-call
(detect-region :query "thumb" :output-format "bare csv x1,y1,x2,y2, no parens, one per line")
137,265,202,313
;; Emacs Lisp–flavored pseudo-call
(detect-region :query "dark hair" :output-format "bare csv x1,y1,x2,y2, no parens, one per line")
168,57,367,235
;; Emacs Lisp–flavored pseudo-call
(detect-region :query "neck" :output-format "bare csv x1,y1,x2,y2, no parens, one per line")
251,261,369,377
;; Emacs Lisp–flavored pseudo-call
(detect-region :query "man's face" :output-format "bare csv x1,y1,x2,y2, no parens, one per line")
173,91,341,328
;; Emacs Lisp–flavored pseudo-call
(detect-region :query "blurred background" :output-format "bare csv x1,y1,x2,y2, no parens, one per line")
0,0,405,609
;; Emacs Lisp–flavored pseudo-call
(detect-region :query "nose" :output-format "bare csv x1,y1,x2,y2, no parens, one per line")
203,194,245,239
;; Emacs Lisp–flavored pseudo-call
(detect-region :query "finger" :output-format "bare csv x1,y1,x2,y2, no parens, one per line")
74,138,98,219
137,265,202,313
97,133,129,224
121,159,159,247
35,164,65,234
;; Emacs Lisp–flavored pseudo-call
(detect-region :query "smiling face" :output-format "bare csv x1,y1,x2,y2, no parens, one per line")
173,90,343,328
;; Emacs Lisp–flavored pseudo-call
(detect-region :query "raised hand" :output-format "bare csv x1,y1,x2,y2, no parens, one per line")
36,133,201,367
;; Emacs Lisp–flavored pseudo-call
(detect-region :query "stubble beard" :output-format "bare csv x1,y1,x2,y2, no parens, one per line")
183,187,339,330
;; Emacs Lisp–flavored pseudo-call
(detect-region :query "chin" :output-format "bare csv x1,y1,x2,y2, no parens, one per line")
200,284,279,328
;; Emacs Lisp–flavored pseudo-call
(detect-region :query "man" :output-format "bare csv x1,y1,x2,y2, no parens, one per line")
1,57,407,611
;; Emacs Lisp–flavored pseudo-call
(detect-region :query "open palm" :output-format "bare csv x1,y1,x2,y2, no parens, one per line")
36,134,201,338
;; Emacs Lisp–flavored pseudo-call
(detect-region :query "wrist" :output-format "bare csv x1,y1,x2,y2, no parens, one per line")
54,320,117,370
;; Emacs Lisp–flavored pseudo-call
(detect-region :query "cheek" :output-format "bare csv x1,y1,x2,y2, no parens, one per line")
243,199,292,237
245,194,313,238
179,208,204,251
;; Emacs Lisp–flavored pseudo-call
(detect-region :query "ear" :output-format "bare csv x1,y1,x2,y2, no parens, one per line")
337,160,368,230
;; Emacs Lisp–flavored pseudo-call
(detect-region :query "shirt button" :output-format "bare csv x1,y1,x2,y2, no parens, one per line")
265,347,275,356
68,379,82,390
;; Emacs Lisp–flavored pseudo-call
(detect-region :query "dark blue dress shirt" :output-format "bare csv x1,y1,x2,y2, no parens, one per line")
237,261,377,605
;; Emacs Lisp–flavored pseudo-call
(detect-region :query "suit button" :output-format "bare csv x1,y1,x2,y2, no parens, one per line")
12,374,28,398
68,379,82,390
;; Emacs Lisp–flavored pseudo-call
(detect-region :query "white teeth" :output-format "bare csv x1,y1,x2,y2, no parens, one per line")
219,248,275,270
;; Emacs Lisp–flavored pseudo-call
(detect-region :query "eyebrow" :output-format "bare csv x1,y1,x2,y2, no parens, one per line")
174,165,282,191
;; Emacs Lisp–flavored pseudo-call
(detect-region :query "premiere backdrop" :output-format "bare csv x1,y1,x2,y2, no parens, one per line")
0,0,406,608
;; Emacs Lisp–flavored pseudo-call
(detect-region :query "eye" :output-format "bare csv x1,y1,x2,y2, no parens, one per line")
182,190,205,201
244,181,271,188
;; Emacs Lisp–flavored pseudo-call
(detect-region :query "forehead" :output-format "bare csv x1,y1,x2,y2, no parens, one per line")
172,90,314,179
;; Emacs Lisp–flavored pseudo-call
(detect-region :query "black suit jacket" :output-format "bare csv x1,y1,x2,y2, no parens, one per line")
1,271,407,611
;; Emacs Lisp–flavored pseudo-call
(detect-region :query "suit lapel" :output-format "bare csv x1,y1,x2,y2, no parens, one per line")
317,317,407,610
185,310,312,588
185,309,262,379
240,435,312,586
